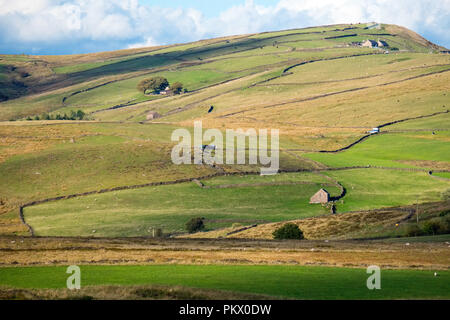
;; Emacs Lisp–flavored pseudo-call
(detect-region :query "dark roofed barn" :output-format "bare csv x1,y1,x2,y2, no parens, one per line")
362,39,378,48
377,40,388,47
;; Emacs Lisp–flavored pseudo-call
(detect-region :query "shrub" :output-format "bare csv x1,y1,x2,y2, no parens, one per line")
441,217,450,234
273,223,304,240
405,224,424,237
69,110,77,120
439,210,450,217
186,217,205,233
421,218,449,235
171,82,183,94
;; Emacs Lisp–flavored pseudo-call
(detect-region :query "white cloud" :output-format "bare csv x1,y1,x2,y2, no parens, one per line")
127,36,158,49
0,0,448,54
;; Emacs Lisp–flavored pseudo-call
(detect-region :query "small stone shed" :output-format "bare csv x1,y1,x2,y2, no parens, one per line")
146,111,161,120
310,189,330,204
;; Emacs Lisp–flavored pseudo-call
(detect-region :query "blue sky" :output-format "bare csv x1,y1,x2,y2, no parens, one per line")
0,0,448,55
140,0,277,17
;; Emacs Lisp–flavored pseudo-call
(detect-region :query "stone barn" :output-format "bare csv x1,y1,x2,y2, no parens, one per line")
377,40,388,47
362,40,378,48
146,111,161,120
310,189,330,204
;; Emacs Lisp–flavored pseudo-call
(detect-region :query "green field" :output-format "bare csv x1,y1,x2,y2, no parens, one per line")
23,167,449,237
435,172,450,179
325,169,450,212
305,131,450,169
25,172,341,237
0,265,448,299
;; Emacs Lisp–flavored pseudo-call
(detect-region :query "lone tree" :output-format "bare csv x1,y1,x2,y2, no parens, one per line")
273,223,304,240
137,77,169,94
186,217,205,233
171,82,183,94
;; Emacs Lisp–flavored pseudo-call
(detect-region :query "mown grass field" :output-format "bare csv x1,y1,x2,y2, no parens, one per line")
24,172,341,237
0,265,448,300
23,166,450,237
325,169,450,212
305,131,450,169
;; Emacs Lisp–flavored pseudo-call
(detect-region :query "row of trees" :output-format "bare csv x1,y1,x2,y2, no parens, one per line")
26,110,86,121
137,76,185,95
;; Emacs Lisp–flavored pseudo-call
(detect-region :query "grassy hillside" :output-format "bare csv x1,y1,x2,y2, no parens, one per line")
1,23,447,120
1,22,449,240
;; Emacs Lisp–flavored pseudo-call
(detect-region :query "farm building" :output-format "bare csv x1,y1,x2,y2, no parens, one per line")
146,111,161,120
161,86,172,95
147,86,172,95
365,22,381,30
310,189,330,204
362,40,379,48
201,144,216,152
377,40,388,47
